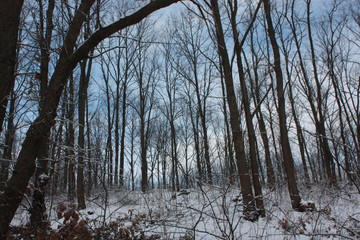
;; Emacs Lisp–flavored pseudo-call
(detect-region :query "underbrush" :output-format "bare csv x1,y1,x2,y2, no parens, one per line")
8,182,360,239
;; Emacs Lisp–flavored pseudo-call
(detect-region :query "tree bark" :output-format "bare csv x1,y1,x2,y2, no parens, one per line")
0,0,24,134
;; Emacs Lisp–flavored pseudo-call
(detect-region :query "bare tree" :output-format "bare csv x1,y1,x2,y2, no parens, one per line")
158,31,182,191
204,0,258,220
227,0,265,216
172,12,214,184
262,0,303,211
0,0,181,236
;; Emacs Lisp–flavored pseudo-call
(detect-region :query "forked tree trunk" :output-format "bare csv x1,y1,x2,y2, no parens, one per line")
229,0,265,216
208,0,258,221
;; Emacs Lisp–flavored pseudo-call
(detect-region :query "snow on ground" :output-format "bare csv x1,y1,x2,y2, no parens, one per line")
11,182,360,239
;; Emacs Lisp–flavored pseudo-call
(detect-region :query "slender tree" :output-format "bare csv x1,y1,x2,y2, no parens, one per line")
206,0,258,220
262,0,303,211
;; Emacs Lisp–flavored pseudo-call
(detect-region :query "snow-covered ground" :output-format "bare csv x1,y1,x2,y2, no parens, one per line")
11,182,360,239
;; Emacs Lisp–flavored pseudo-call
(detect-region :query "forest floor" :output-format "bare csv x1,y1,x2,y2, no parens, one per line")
9,182,360,239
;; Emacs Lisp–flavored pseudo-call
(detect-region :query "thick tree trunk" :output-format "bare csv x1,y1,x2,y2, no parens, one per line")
0,0,24,134
29,137,50,228
235,51,265,217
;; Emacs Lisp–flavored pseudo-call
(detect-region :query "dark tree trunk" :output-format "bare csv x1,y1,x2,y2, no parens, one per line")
29,137,50,228
77,56,92,209
0,0,24,134
262,0,302,211
119,38,131,187
30,0,55,228
119,84,127,187
229,0,265,216
208,0,257,221
105,75,113,186
170,120,180,192
86,97,92,195
140,90,148,192
68,75,76,201
130,120,136,191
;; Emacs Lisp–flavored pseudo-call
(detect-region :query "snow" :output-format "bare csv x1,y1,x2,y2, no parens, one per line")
10,182,360,239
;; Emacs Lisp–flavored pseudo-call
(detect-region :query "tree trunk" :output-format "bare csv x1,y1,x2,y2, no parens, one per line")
208,0,257,221
30,0,55,228
0,91,16,190
229,1,265,216
119,38,131,187
86,96,92,195
77,56,92,209
262,0,302,211
68,75,76,201
0,0,24,134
